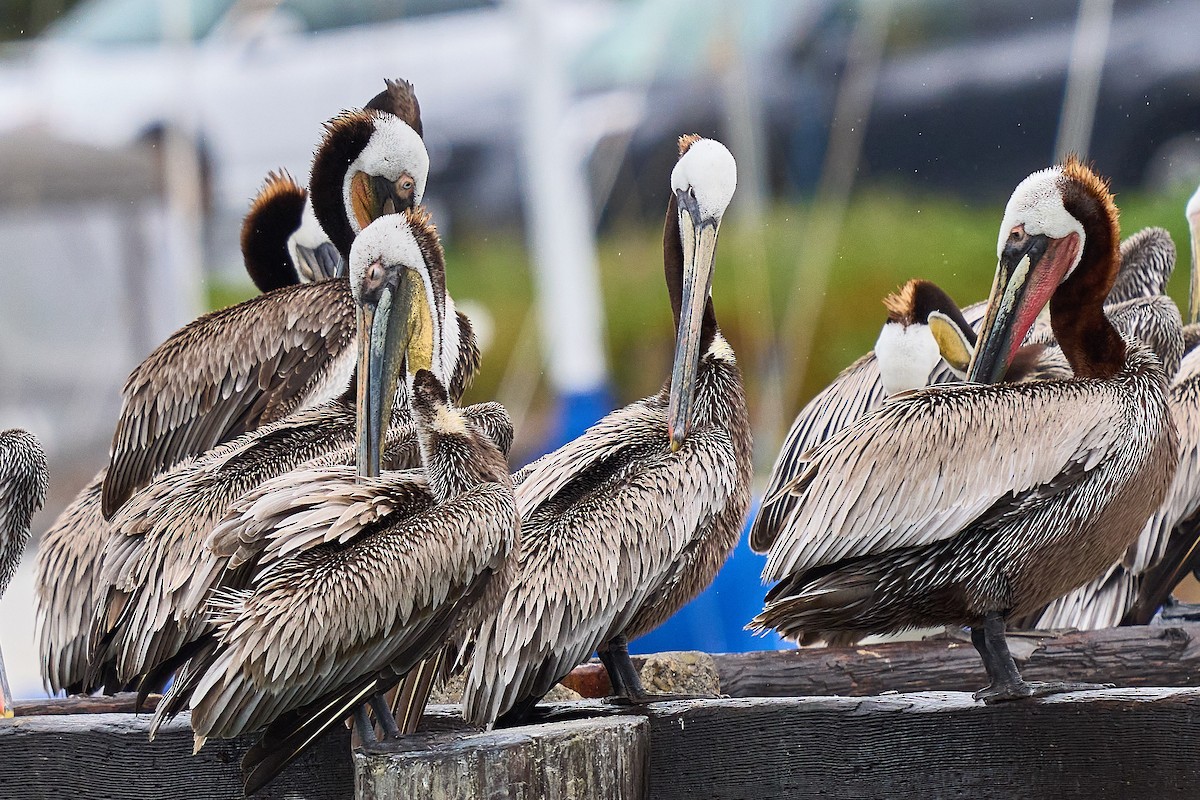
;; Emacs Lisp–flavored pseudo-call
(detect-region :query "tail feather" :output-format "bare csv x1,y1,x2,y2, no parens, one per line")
750,570,876,643
241,677,381,796
389,650,445,735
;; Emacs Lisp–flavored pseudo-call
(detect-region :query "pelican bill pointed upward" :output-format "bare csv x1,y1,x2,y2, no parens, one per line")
461,135,752,727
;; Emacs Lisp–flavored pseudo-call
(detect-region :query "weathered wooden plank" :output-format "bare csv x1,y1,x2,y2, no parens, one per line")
0,712,352,800
13,693,159,716
715,624,1200,698
643,689,1200,800
356,715,648,800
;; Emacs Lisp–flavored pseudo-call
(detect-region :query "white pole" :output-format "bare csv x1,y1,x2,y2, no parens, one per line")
160,0,205,333
510,0,611,444
1054,0,1114,161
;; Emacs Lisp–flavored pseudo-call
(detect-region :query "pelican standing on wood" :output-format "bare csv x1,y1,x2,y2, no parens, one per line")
461,135,751,725
0,430,48,716
151,211,517,795
36,84,437,694
752,226,1182,555
751,158,1178,701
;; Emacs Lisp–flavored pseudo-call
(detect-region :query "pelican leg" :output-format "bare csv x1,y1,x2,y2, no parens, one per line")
972,612,1112,704
0,645,12,719
368,693,402,740
599,635,713,705
353,705,377,744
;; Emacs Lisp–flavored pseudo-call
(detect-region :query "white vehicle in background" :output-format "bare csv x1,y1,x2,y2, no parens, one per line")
0,0,617,260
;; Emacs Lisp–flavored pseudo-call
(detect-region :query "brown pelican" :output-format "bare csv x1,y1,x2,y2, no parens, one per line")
0,429,48,716
874,279,976,395
150,211,517,795
87,203,484,695
38,84,433,694
1035,182,1200,629
750,158,1178,701
241,78,424,292
100,103,429,517
460,135,751,726
751,227,1181,554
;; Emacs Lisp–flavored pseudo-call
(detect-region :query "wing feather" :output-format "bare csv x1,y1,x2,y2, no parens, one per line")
101,280,355,518
463,415,738,725
760,379,1129,584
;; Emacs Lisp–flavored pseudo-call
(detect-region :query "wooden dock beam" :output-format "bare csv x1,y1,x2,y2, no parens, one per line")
642,689,1200,800
356,716,647,800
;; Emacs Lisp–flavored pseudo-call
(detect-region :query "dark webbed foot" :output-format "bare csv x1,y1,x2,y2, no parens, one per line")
604,690,717,706
971,612,1114,704
974,680,1115,704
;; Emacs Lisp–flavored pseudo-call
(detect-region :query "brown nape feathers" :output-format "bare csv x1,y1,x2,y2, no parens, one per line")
678,133,703,156
1062,154,1120,247
365,78,422,137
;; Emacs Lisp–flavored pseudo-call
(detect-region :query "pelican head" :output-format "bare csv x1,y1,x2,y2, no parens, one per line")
1187,182,1200,324
667,135,736,452
310,110,430,260
877,279,976,395
968,157,1114,383
350,208,446,478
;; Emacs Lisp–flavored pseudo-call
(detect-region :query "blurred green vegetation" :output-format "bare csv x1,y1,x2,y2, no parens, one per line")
0,0,78,40
206,181,1198,457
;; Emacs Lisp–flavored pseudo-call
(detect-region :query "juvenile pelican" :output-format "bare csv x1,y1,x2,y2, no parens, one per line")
752,228,1181,555
461,136,751,726
0,430,48,716
751,158,1178,701
152,212,517,795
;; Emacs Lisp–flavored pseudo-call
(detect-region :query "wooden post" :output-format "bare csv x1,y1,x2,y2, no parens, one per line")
711,624,1200,698
355,716,647,800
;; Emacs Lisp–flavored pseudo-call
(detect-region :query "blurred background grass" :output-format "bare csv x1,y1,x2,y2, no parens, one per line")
210,181,1199,462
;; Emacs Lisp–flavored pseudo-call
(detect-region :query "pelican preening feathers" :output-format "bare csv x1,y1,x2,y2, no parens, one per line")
21,67,1200,795
751,159,1179,700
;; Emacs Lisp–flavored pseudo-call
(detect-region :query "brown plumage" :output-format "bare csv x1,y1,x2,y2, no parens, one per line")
101,105,429,518
1031,192,1200,629
751,160,1178,701
461,136,751,726
37,86,434,694
751,227,1180,555
240,171,312,293
149,211,516,795
87,207,483,694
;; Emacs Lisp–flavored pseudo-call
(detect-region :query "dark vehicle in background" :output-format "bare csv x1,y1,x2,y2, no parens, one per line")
597,0,1200,225
864,0,1200,197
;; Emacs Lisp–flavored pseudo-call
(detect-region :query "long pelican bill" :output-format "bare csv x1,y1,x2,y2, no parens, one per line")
293,242,344,282
927,311,974,376
668,189,719,452
349,171,417,231
355,264,439,477
967,226,1079,384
